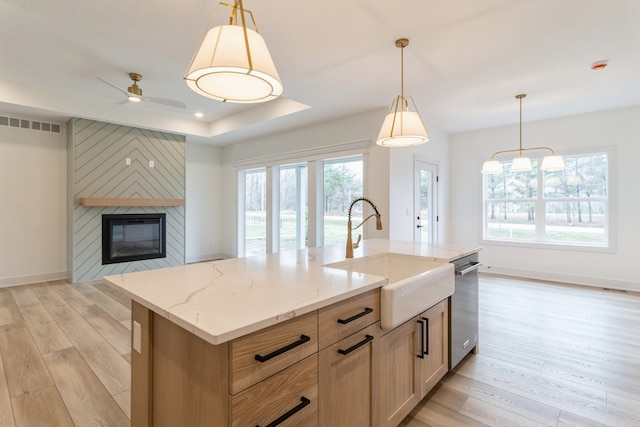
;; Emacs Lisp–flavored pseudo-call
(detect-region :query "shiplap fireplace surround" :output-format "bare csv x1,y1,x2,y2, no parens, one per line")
67,118,186,283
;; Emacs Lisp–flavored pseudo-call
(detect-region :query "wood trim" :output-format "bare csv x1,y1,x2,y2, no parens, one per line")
78,198,185,207
131,301,152,427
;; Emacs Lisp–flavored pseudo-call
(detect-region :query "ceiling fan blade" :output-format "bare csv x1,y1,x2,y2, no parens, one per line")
144,96,186,109
96,76,129,96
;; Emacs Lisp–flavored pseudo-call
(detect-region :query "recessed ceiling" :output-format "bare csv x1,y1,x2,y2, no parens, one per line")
1,0,639,145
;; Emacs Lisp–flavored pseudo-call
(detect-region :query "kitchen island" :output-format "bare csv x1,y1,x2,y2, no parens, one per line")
104,239,478,426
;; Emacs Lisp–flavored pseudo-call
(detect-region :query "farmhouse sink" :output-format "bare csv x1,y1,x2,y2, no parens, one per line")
325,253,454,330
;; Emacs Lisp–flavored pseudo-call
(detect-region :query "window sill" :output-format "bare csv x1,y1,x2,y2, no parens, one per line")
480,238,616,254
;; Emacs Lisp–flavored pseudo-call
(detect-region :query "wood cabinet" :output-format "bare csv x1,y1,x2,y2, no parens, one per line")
378,315,420,426
318,323,379,427
317,289,380,427
420,299,449,396
230,355,318,427
378,299,449,427
318,289,380,349
132,304,318,427
131,290,448,427
229,311,318,394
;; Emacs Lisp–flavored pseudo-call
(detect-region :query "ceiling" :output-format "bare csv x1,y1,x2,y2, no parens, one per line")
1,0,639,146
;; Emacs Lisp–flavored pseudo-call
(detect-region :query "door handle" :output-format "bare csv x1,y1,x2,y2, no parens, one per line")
338,335,374,355
455,261,483,276
254,335,310,363
256,396,310,427
337,307,373,324
417,319,425,359
422,317,429,355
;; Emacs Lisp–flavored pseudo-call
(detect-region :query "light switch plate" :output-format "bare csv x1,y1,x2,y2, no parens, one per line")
148,160,155,168
133,321,142,354
125,158,131,166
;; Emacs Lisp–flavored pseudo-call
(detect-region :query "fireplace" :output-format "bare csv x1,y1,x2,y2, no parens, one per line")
102,213,166,265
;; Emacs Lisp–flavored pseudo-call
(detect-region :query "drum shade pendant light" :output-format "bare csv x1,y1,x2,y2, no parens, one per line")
376,38,429,147
481,94,565,174
184,0,283,103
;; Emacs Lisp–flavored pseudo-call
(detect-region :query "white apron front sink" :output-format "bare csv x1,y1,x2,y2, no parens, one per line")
324,253,454,329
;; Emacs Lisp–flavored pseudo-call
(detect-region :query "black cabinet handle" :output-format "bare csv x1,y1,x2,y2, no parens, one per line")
256,396,310,427
422,317,429,355
338,334,374,355
337,307,373,324
254,335,310,363
417,320,425,359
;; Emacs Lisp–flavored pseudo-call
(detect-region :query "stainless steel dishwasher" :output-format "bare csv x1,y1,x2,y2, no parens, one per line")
449,253,482,369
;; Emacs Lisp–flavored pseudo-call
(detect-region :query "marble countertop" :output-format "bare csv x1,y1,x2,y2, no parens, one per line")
104,239,479,345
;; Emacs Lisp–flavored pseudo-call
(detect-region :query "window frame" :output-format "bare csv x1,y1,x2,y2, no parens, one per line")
480,146,616,253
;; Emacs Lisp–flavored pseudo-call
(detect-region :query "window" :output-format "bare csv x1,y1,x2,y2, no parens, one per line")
243,168,267,256
279,164,308,251
483,151,611,249
323,157,363,246
236,147,366,256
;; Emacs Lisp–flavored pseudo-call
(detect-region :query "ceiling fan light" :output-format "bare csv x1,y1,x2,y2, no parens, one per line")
127,95,142,103
541,155,565,171
511,156,532,172
377,109,429,147
185,25,282,103
481,160,502,174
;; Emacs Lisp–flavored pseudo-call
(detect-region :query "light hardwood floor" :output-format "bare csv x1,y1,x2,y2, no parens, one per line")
0,275,638,426
400,275,640,427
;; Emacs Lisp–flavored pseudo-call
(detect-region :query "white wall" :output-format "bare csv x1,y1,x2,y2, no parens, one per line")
0,123,67,286
185,142,224,262
388,125,450,243
450,106,640,291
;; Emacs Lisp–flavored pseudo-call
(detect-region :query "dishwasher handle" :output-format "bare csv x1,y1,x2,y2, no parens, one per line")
455,261,482,276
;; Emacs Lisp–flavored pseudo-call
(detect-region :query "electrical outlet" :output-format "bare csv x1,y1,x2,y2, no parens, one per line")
148,160,155,168
125,158,131,166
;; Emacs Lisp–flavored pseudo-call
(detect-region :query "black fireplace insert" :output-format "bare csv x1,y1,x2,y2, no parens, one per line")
102,213,166,265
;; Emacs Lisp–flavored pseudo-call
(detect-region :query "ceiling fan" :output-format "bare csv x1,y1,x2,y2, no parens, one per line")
97,73,186,109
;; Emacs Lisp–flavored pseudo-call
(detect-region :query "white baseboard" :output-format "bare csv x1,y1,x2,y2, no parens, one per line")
480,265,639,292
0,271,68,288
186,253,233,264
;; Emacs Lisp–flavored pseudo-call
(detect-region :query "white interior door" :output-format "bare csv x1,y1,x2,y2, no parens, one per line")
414,160,438,244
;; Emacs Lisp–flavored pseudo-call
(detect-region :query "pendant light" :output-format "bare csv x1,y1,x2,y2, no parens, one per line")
184,0,283,103
376,38,429,147
481,94,565,174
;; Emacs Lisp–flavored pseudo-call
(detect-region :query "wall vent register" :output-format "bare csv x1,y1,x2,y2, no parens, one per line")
0,115,61,133
102,213,166,265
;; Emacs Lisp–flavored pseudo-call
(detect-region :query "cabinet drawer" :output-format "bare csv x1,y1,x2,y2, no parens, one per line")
229,311,318,394
231,355,318,427
318,289,380,349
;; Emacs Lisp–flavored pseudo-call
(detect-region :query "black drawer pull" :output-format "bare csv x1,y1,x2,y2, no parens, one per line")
417,320,425,359
254,335,310,363
422,317,429,355
337,307,373,324
338,334,374,355
256,396,310,427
